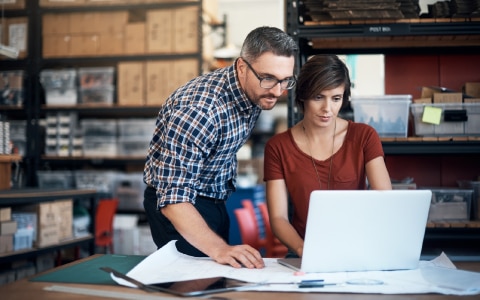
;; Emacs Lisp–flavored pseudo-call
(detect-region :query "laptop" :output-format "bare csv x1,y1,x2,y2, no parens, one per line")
278,190,432,273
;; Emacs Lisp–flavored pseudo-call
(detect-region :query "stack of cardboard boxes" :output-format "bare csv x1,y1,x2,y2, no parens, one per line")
42,6,198,57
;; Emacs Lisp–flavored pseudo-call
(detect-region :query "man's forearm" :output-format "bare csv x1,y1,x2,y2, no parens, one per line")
161,202,228,258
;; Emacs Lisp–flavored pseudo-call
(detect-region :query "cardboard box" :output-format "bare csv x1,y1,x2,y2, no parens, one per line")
0,220,17,235
69,34,99,56
174,6,199,53
464,82,480,98
125,23,145,55
42,34,70,58
100,11,128,34
145,59,199,106
174,59,198,86
421,86,443,99
43,14,71,35
433,92,463,103
40,0,86,7
146,9,173,53
56,199,73,241
0,207,11,222
0,0,25,9
16,200,71,247
36,202,60,247
413,98,432,104
145,60,173,106
85,0,127,5
0,235,13,254
69,12,99,34
98,32,124,56
117,62,145,106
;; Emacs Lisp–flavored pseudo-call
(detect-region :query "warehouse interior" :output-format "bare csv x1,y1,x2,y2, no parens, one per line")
0,0,479,287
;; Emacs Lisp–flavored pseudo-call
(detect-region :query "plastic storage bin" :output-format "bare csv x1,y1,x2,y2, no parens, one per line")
79,87,114,105
81,119,117,137
78,67,114,88
36,171,75,189
117,119,155,139
411,103,480,136
82,136,117,157
40,69,77,90
113,172,146,210
74,170,118,194
458,180,480,220
0,71,24,106
427,188,473,221
40,69,78,106
351,95,412,137
117,138,150,156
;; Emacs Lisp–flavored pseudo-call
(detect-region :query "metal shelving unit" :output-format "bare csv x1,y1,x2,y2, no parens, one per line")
0,1,203,186
0,188,98,264
382,140,480,155
285,0,480,261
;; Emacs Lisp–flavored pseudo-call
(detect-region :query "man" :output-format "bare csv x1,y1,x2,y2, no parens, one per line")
143,26,297,269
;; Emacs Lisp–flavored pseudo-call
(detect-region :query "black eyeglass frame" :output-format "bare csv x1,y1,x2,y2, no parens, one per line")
241,58,296,90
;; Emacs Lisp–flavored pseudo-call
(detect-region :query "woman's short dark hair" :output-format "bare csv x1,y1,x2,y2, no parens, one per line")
295,54,351,112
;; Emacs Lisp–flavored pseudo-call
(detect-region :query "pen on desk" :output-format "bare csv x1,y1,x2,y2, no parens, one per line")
298,282,340,288
298,280,340,288
300,279,324,283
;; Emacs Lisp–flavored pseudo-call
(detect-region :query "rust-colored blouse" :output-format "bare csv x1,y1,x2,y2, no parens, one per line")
263,120,385,239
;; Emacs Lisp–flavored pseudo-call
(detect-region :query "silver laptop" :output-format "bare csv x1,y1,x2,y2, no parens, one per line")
278,190,432,273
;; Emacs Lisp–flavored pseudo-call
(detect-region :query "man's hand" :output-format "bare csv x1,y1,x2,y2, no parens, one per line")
162,202,265,269
211,244,265,269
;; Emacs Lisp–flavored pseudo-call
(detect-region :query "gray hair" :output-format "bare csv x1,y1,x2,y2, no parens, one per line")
240,26,298,62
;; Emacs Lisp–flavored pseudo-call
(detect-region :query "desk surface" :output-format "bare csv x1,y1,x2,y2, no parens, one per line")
1,255,480,300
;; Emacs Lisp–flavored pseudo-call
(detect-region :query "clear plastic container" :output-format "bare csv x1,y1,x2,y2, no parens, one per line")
78,67,114,88
411,103,480,136
351,95,412,137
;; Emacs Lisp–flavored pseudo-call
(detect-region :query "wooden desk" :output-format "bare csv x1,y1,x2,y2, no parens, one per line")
1,255,479,300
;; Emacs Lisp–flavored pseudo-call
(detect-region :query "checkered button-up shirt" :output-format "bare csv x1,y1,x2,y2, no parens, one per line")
144,62,262,207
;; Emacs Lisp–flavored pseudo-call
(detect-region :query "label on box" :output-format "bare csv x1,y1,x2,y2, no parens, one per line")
8,23,27,52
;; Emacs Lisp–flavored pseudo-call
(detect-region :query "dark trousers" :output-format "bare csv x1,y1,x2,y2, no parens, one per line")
143,186,230,257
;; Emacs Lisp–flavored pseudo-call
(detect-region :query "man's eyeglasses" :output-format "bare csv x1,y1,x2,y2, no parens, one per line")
242,58,296,90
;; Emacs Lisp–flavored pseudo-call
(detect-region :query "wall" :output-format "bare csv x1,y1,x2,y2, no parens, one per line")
217,0,284,48
385,54,480,99
384,54,480,187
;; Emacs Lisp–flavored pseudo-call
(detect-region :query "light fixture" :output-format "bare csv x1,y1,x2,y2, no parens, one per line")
0,44,19,59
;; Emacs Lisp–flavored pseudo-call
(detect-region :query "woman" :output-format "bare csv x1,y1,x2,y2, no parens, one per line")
263,54,392,258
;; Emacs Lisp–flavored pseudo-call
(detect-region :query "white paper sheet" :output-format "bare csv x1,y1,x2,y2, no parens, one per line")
111,241,480,295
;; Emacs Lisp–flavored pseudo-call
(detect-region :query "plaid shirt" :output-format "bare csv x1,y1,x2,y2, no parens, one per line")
144,62,262,207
